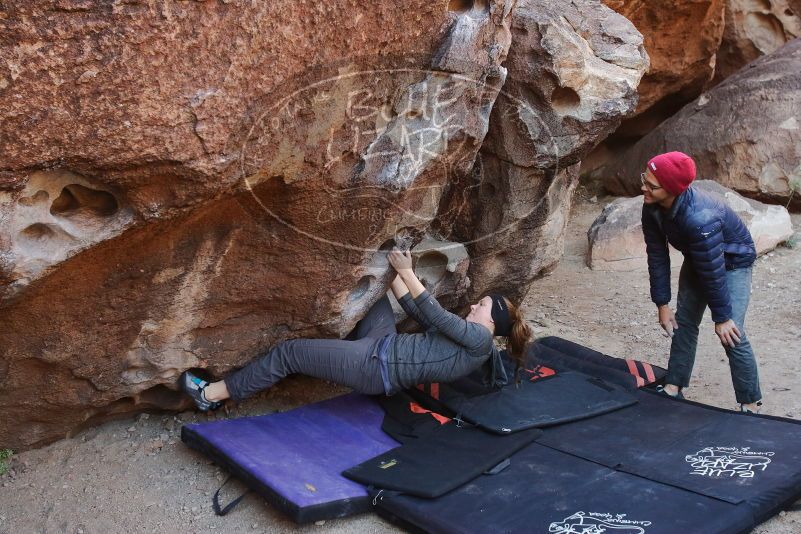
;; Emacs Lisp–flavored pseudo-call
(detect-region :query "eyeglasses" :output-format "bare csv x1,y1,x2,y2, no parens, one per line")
640,173,662,192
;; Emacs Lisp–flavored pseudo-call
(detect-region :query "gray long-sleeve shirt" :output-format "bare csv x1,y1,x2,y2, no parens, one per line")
384,290,508,392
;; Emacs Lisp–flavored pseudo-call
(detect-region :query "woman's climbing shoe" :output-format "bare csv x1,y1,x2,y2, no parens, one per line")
655,384,685,400
180,371,223,412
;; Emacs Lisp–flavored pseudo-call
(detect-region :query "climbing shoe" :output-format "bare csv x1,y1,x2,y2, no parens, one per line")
180,371,223,412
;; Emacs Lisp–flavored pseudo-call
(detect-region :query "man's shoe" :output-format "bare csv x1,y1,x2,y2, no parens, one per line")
180,371,223,412
740,401,763,414
655,385,685,400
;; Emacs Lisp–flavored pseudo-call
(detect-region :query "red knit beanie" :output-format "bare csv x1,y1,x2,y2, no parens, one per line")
646,152,696,196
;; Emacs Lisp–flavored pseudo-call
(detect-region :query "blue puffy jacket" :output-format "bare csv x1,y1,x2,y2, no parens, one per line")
641,185,756,323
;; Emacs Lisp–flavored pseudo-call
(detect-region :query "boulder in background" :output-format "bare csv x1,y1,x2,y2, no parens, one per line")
587,181,794,271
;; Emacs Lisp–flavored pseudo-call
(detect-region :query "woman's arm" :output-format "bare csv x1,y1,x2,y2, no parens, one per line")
391,274,435,330
388,248,489,351
389,273,411,300
388,249,426,298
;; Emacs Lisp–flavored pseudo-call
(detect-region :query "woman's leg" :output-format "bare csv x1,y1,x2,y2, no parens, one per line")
202,293,397,404
346,294,397,340
220,336,385,401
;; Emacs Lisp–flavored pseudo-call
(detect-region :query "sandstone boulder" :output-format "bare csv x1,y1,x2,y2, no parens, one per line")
446,0,649,301
714,0,801,83
602,37,801,209
587,195,660,271
0,0,648,451
587,181,794,271
584,0,798,183
603,0,726,129
0,0,515,451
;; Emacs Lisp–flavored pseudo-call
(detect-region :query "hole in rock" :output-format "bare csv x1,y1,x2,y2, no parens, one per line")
20,222,56,241
50,184,119,218
394,226,421,250
448,0,489,13
752,0,771,11
448,0,474,11
135,383,189,408
379,238,396,252
349,275,375,302
367,238,397,270
416,251,449,287
18,190,49,207
551,86,581,115
71,384,188,440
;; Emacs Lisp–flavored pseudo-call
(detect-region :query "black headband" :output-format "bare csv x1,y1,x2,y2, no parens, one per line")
488,293,512,337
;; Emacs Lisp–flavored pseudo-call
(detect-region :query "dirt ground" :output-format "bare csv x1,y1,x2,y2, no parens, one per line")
2,193,799,534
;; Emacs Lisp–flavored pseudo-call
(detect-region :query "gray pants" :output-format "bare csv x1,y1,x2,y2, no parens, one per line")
224,295,397,401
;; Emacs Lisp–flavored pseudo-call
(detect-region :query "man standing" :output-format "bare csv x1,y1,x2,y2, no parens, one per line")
640,151,762,412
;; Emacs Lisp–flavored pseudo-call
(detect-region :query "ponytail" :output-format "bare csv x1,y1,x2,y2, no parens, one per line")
503,297,533,384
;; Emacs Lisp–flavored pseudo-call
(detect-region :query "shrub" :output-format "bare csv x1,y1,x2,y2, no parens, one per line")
0,449,13,476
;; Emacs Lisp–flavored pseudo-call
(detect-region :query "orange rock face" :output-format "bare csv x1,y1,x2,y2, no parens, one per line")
604,0,726,127
0,0,648,451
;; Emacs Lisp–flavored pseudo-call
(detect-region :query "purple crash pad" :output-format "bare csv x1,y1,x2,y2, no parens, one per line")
181,393,397,523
